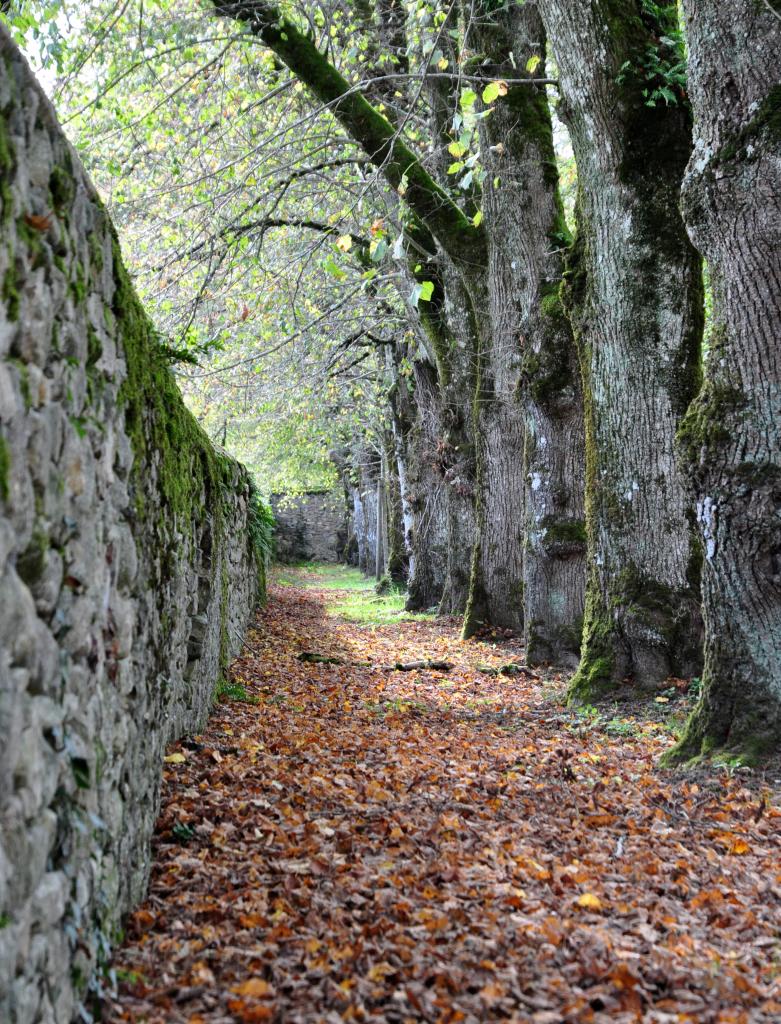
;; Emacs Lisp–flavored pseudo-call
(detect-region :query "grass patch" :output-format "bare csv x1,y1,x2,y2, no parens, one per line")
273,562,376,592
215,678,259,704
271,561,434,625
326,588,433,626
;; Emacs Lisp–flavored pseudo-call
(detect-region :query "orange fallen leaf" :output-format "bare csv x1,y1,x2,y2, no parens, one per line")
232,978,275,998
131,909,155,931
226,1000,274,1022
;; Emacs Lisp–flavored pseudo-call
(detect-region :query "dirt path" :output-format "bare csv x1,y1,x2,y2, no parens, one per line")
106,573,780,1023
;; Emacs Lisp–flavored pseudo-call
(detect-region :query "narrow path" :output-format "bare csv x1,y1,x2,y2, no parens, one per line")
107,570,780,1023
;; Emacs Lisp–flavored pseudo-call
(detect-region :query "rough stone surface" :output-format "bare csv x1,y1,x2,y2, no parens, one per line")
271,490,348,564
0,31,261,1023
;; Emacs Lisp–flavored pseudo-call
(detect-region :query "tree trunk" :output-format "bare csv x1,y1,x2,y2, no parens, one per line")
539,0,704,696
433,257,480,617
462,1,586,657
402,358,449,610
381,435,407,586
375,474,383,580
666,1,781,761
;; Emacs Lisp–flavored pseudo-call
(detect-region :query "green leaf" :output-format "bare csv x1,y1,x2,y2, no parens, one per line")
370,238,388,262
482,81,501,104
448,140,467,157
419,280,434,302
460,88,477,110
323,259,346,280
526,55,541,74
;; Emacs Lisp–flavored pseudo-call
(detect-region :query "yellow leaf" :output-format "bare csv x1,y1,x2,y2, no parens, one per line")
576,893,603,911
335,234,352,252
730,838,751,855
164,752,186,764
367,962,395,982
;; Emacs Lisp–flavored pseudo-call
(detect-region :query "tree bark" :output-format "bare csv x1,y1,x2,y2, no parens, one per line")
462,1,585,657
539,0,704,696
432,257,480,617
667,1,781,761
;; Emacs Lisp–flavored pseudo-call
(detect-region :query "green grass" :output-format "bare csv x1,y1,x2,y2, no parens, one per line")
272,561,434,626
327,589,433,625
274,562,375,592
215,677,259,704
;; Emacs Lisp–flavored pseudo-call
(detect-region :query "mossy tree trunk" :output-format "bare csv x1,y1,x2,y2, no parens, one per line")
666,1,781,762
430,256,481,617
539,0,704,697
461,1,586,655
460,3,535,637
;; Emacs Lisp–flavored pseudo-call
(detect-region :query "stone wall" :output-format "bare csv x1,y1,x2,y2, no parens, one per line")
271,490,347,563
0,32,263,1023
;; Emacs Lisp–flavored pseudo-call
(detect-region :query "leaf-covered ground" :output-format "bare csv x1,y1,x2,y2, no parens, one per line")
107,567,781,1023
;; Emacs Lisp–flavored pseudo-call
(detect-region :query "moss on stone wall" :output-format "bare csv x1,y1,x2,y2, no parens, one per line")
2,257,19,321
110,228,268,642
0,433,10,501
16,526,48,586
0,109,15,224
49,163,75,213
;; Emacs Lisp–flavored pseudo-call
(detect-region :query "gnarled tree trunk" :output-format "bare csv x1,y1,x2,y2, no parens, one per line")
668,1,781,761
539,0,704,696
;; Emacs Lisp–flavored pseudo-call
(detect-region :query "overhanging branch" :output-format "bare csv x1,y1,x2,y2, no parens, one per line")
211,0,485,264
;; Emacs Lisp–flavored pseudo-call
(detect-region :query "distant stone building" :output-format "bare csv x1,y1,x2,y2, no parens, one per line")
270,490,349,563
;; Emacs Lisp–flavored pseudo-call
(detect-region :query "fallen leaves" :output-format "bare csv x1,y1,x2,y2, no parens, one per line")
105,575,781,1024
